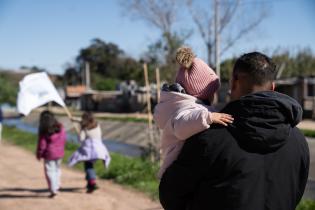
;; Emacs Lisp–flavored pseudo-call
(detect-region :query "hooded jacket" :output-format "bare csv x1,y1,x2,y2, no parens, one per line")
159,91,309,210
37,125,66,160
154,91,215,178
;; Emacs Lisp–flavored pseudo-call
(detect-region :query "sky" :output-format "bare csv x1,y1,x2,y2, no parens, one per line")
0,0,314,75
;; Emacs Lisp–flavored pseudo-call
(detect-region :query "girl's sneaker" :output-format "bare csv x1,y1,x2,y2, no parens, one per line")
48,192,57,198
86,184,98,193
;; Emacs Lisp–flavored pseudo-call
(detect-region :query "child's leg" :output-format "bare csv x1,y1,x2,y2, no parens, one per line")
44,161,51,190
44,160,58,194
56,159,62,190
84,161,97,192
84,161,96,182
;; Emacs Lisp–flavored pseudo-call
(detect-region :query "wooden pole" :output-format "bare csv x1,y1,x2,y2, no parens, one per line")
143,63,154,161
155,67,161,104
143,63,152,130
63,106,80,135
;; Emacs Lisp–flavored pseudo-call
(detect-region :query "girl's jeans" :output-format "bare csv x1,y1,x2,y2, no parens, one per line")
44,159,62,193
84,161,96,182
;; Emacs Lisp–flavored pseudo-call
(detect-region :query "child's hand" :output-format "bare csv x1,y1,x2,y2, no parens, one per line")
211,112,234,126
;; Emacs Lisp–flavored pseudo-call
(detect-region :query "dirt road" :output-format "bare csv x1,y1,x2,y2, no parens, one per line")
0,142,162,210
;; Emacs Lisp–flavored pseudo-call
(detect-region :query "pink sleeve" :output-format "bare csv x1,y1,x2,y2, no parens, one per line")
172,107,212,140
36,135,47,159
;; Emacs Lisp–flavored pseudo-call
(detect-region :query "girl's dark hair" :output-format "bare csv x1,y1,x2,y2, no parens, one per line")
80,112,97,130
39,111,60,136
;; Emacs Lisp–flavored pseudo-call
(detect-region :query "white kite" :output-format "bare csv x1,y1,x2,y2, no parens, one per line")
17,72,65,116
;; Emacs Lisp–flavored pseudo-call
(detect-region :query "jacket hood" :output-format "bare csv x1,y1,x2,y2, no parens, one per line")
222,91,302,153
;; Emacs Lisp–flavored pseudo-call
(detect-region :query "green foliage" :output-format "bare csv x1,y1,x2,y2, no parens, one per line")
220,48,315,82
0,73,18,105
93,75,119,91
2,125,159,199
100,153,159,198
296,200,315,210
64,67,81,86
273,48,315,78
74,38,143,85
301,129,315,138
220,58,237,82
142,32,189,82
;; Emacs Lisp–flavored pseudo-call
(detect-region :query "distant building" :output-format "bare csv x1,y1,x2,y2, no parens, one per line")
276,76,315,119
65,82,148,113
65,85,87,109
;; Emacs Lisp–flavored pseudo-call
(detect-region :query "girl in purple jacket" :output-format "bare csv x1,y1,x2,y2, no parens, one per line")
36,111,66,198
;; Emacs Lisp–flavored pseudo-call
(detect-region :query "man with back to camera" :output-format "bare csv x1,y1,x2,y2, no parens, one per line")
159,52,310,210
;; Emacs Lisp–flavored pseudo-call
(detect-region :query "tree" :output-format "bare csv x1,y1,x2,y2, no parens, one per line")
64,67,81,86
73,38,143,90
272,48,315,78
220,57,236,82
121,0,190,81
141,32,188,81
0,73,18,105
220,48,315,82
77,38,124,77
186,0,267,70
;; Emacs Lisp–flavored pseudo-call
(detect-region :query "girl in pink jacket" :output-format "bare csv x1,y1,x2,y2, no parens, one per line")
154,47,233,179
36,111,66,198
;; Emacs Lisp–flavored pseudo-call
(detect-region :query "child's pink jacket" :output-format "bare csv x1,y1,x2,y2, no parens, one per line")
153,91,215,179
36,125,66,160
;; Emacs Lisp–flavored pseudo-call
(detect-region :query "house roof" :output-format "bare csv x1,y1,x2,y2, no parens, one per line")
66,85,87,97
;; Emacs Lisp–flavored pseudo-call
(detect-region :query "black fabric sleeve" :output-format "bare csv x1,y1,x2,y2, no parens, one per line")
159,132,209,210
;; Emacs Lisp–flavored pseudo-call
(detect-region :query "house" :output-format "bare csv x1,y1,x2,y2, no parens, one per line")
275,76,315,119
65,85,87,109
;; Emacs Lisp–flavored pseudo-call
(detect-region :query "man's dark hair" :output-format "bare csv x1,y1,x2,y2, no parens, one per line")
233,52,277,85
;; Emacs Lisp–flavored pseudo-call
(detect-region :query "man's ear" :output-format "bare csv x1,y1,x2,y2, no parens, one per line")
230,73,238,91
271,82,275,91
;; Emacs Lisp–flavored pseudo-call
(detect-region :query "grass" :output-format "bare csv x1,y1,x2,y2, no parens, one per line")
302,129,315,138
2,125,159,199
297,200,315,210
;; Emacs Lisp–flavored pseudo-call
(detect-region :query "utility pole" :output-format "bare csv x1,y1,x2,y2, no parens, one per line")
214,0,220,80
85,62,91,90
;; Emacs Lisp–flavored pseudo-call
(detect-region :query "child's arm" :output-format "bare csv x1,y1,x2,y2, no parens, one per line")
78,130,86,142
36,136,47,160
172,109,233,140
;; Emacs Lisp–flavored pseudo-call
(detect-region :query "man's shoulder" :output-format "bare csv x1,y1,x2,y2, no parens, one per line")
195,125,234,143
179,126,234,158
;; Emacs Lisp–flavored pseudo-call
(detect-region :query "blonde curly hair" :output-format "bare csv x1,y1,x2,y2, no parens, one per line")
175,46,195,69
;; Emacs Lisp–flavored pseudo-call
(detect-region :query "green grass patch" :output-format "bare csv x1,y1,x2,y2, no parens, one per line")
2,125,159,199
297,199,315,210
301,129,315,138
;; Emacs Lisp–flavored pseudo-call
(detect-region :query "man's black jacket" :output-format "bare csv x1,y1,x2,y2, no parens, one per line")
159,91,309,210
